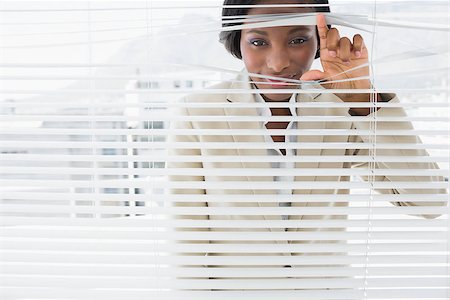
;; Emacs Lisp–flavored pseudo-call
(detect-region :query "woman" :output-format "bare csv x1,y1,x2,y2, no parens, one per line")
166,0,445,291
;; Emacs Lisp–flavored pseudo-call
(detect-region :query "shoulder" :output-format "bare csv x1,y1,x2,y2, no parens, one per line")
172,81,233,117
182,81,232,104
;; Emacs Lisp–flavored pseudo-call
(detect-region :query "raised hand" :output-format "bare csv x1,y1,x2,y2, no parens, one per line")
301,14,375,115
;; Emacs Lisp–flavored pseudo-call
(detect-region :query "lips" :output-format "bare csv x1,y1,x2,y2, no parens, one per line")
263,74,300,86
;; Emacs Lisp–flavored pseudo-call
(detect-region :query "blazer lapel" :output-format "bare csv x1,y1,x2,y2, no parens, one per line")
294,83,349,180
223,72,285,230
294,91,325,183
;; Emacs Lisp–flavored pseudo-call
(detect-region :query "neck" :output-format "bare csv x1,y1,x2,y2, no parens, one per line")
262,96,291,102
270,107,292,116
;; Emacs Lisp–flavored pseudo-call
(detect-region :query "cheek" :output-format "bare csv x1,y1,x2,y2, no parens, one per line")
293,43,318,69
296,49,314,66
308,38,319,61
240,41,264,71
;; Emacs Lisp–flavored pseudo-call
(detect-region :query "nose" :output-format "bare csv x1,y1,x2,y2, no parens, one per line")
266,46,290,73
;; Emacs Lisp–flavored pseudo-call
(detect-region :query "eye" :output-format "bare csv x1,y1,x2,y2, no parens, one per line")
289,38,307,45
249,39,268,47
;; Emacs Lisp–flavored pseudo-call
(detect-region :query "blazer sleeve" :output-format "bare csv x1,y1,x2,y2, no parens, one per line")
165,97,209,269
348,96,447,219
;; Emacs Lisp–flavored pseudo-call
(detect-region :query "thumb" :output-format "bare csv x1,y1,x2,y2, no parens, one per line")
300,70,327,82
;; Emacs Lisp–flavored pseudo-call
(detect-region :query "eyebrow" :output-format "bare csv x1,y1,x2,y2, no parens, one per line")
288,27,313,34
246,27,313,36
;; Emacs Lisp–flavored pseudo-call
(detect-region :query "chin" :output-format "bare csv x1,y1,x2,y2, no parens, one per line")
254,83,298,102
261,93,293,102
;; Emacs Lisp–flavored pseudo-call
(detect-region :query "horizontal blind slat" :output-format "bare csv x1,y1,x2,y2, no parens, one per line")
2,166,448,176
1,252,448,265
1,193,448,203
1,229,447,240
1,240,447,253
1,217,448,228
0,204,447,215
1,154,447,163
0,276,368,289
2,179,448,189
2,265,448,277
2,141,448,150
1,128,449,135
1,88,449,94
2,101,450,109
0,288,447,300
0,288,367,300
2,115,450,122
1,276,447,289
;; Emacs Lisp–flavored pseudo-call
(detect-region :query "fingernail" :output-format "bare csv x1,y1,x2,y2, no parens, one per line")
329,51,337,57
355,51,361,58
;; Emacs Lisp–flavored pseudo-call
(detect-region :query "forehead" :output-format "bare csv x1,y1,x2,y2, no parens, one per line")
243,1,315,33
240,1,317,34
247,0,315,16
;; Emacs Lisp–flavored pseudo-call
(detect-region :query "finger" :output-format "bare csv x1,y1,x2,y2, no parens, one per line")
300,70,327,82
316,14,329,50
352,34,364,58
339,37,352,63
326,28,340,57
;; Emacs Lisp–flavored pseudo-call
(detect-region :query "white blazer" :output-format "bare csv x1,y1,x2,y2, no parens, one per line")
166,71,446,260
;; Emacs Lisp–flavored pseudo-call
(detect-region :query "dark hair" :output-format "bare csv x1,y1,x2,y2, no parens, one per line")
219,0,330,59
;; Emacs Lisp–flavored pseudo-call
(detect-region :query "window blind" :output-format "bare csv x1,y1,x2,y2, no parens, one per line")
0,1,449,299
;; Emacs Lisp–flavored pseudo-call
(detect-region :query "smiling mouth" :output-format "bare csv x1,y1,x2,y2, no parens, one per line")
264,74,300,86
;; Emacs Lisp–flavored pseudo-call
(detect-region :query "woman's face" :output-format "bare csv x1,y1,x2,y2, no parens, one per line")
240,0,319,101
